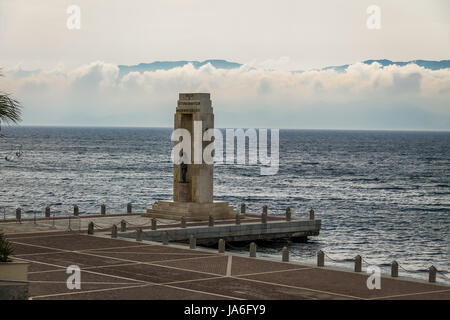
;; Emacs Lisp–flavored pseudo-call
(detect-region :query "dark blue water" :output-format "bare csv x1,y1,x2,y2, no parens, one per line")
0,126,449,283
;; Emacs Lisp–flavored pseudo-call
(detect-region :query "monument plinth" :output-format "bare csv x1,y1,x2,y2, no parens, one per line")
144,93,238,221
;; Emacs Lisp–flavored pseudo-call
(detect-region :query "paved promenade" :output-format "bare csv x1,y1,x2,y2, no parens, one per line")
3,223,449,300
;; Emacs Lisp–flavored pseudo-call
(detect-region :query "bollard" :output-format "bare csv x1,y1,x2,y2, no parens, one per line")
120,220,127,232
309,208,315,220
189,235,196,249
45,206,51,218
241,203,246,214
136,228,142,242
208,215,214,227
282,246,289,262
285,207,291,221
249,242,257,257
391,261,399,277
317,250,325,267
354,255,362,272
181,216,187,228
127,202,132,214
87,222,94,235
74,205,79,216
101,204,106,215
429,266,437,283
261,211,267,224
16,207,21,222
262,205,268,215
162,231,169,245
235,213,241,225
218,239,225,253
111,224,118,238
151,218,157,230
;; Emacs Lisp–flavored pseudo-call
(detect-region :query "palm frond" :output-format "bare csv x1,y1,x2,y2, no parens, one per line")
0,70,22,125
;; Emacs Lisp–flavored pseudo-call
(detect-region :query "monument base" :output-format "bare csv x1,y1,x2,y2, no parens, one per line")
143,200,239,221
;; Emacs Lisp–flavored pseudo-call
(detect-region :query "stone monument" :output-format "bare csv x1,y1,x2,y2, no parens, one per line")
144,93,238,221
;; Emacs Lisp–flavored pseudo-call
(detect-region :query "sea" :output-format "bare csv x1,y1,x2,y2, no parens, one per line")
0,126,449,284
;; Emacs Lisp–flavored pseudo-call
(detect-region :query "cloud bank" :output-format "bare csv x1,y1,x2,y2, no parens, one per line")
1,61,450,129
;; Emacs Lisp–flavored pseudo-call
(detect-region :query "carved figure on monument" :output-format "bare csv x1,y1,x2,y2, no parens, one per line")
180,152,188,183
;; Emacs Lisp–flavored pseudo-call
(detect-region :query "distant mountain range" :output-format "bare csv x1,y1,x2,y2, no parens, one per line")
118,59,450,76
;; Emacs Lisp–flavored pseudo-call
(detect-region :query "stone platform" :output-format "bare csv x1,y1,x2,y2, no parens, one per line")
2,229,449,300
144,200,239,221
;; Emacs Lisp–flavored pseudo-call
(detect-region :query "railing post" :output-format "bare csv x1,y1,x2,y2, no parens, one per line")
136,228,142,241
249,242,257,258
218,239,225,253
189,235,196,249
317,250,325,267
261,205,268,224
391,261,399,277
16,207,21,222
285,207,291,221
354,255,362,272
120,220,126,232
127,202,132,214
429,265,437,283
45,206,51,218
73,205,79,217
111,224,118,238
309,208,315,220
241,203,246,214
282,246,289,262
87,222,94,235
101,204,106,215
162,231,169,245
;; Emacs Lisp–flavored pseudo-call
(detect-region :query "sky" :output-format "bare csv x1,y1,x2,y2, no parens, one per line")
0,0,449,129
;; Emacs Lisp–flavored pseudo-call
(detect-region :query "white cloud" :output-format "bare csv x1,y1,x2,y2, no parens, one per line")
1,61,449,129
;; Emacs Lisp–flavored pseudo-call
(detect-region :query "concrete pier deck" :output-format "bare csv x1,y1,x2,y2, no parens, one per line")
1,215,449,300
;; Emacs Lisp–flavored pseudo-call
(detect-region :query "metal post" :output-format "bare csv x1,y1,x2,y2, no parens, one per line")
282,246,289,262
45,206,51,218
136,228,142,242
181,216,187,228
235,213,241,225
162,231,169,245
73,205,79,216
189,235,196,249
127,202,132,214
151,218,157,230
241,203,246,214
286,208,291,221
111,224,118,238
354,255,362,272
218,239,225,253
317,250,325,267
101,204,106,215
309,208,315,220
120,220,126,232
87,222,94,235
391,261,399,277
16,207,21,223
249,242,257,257
429,266,437,283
